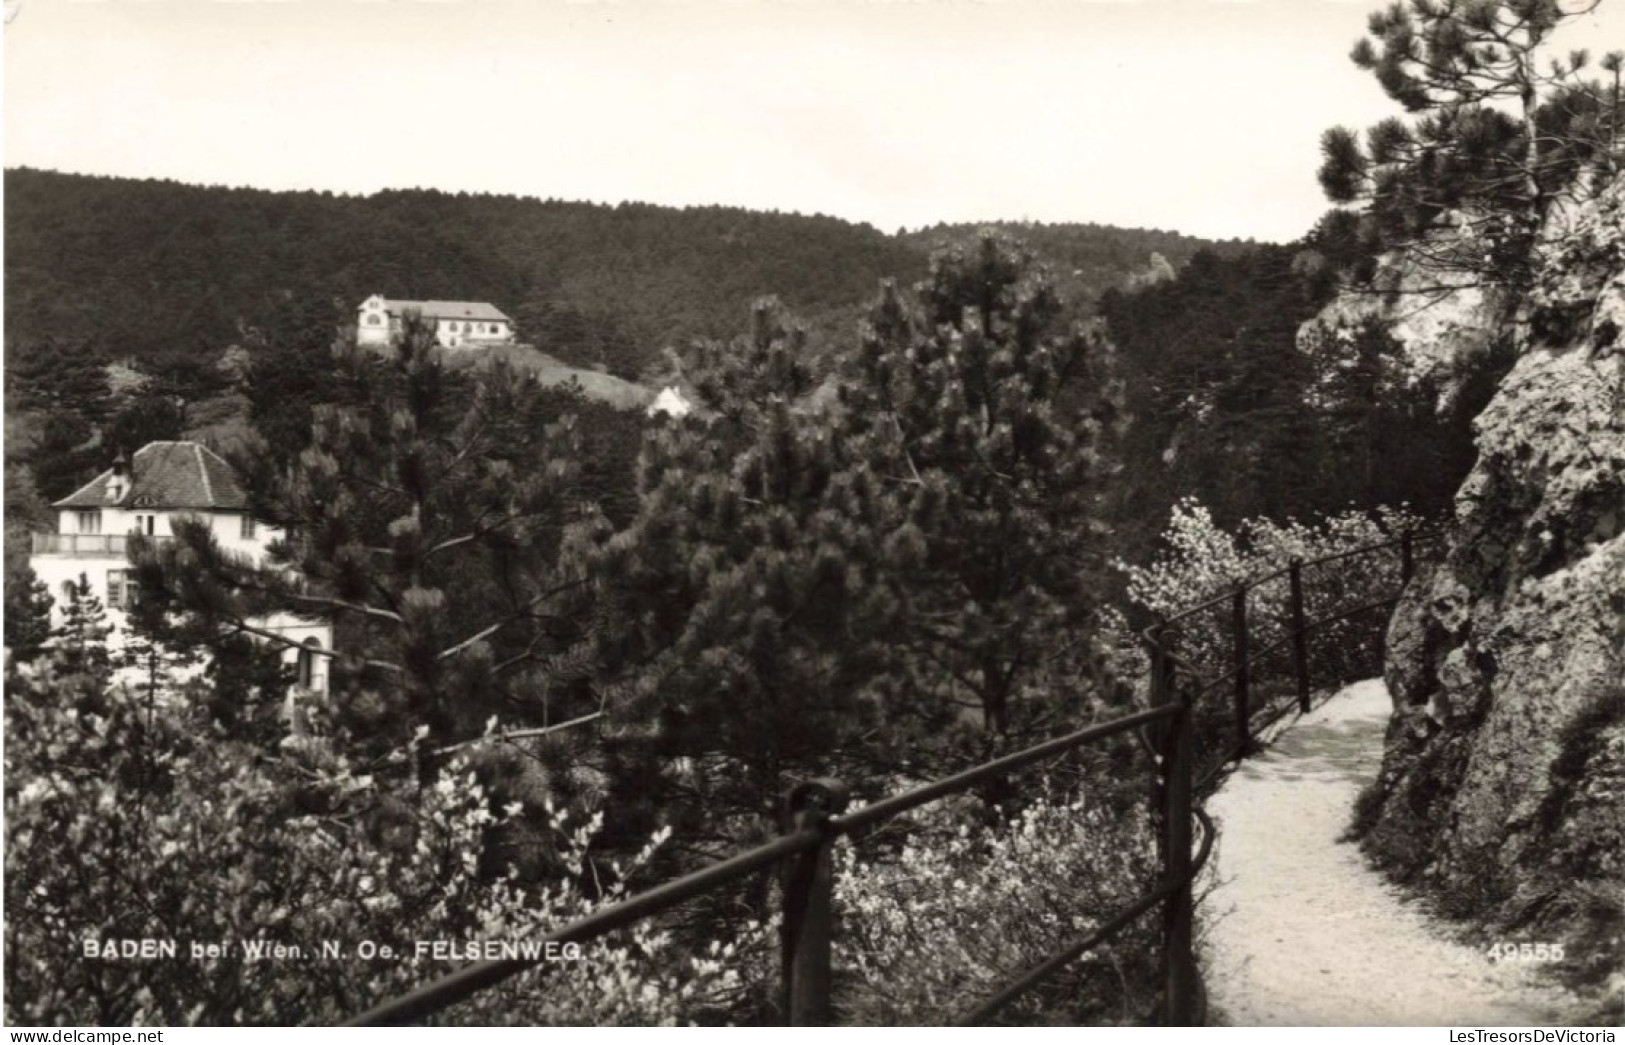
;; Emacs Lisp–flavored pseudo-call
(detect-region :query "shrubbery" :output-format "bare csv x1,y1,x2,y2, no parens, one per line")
3,660,756,1026
1105,496,1429,771
1115,498,1425,683
5,654,1172,1026
832,780,1162,1025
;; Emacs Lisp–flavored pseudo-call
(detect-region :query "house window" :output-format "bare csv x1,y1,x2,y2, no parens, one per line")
297,637,322,689
367,314,383,326
131,514,155,536
241,516,257,540
76,511,102,534
107,569,137,610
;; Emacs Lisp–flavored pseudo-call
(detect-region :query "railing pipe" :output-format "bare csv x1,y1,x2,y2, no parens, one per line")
344,828,823,1026
830,705,1174,835
1157,531,1437,629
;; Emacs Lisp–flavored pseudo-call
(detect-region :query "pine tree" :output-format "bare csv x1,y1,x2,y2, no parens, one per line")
1318,0,1624,290
117,582,200,716
592,235,1124,834
837,233,1123,743
9,337,113,422
590,299,906,832
4,571,55,666
53,575,113,705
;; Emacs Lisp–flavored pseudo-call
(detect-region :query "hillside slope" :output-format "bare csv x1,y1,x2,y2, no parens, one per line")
4,168,1244,384
2,168,923,380
904,220,1253,310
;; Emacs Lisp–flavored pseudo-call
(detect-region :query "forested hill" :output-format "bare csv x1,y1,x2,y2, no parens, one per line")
904,222,1254,305
3,167,1246,381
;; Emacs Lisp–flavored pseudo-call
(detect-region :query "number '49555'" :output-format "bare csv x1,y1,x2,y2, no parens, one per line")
1486,942,1564,962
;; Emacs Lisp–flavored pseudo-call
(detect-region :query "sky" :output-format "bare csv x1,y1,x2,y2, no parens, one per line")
4,0,1624,243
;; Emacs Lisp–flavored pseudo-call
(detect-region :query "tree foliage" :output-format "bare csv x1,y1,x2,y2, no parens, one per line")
4,570,54,666
1100,244,1478,567
591,235,1123,839
133,314,598,756
1317,0,1624,288
837,236,1123,740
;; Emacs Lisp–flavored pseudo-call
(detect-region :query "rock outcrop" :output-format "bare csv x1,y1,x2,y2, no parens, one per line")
1321,177,1625,996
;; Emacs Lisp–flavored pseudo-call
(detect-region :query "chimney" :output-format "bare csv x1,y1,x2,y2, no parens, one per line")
108,449,129,502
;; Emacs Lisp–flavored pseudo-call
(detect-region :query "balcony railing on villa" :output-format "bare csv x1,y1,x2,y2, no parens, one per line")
30,533,174,557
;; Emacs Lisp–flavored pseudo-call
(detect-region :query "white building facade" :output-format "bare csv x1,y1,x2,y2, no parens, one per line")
30,442,332,693
356,294,515,349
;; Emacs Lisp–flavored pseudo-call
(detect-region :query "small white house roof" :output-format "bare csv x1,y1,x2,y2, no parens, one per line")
647,386,694,419
374,299,512,324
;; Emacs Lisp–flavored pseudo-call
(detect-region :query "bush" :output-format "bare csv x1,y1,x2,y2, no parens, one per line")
831,780,1162,1025
1115,498,1426,688
3,662,757,1026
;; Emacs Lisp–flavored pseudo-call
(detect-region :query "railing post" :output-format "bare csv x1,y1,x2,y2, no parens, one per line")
781,778,849,1026
1400,531,1415,584
1231,585,1250,758
1154,629,1197,1026
1148,617,1170,724
1289,558,1310,715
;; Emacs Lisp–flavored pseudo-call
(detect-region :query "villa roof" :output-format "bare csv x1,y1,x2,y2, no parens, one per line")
54,441,249,511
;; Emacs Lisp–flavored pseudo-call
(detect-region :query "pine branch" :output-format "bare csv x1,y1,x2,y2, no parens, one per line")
432,711,605,756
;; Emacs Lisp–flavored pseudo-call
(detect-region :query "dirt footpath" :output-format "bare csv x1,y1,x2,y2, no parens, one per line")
1200,679,1581,1026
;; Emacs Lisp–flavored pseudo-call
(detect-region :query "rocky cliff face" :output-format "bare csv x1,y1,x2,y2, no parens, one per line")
1319,178,1624,995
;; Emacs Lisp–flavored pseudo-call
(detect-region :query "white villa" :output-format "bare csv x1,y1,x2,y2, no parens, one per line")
356,294,515,349
30,441,332,693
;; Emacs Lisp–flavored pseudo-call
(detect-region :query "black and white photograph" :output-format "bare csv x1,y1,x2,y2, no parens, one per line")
2,0,1622,1031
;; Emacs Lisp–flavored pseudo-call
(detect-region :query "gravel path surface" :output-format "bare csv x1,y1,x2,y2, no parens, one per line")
1200,678,1581,1026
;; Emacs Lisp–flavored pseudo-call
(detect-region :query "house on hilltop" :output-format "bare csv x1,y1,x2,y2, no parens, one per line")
30,441,332,693
356,294,515,349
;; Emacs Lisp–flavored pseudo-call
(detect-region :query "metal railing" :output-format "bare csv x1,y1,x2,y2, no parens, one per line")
343,529,1436,1028
1151,530,1438,787
30,533,174,557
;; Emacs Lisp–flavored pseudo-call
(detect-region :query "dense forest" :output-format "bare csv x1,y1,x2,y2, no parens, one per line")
4,168,1246,384
3,166,1431,548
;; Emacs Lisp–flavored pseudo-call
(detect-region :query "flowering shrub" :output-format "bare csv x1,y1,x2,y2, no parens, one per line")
4,662,759,1026
831,782,1162,1025
1112,498,1427,713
